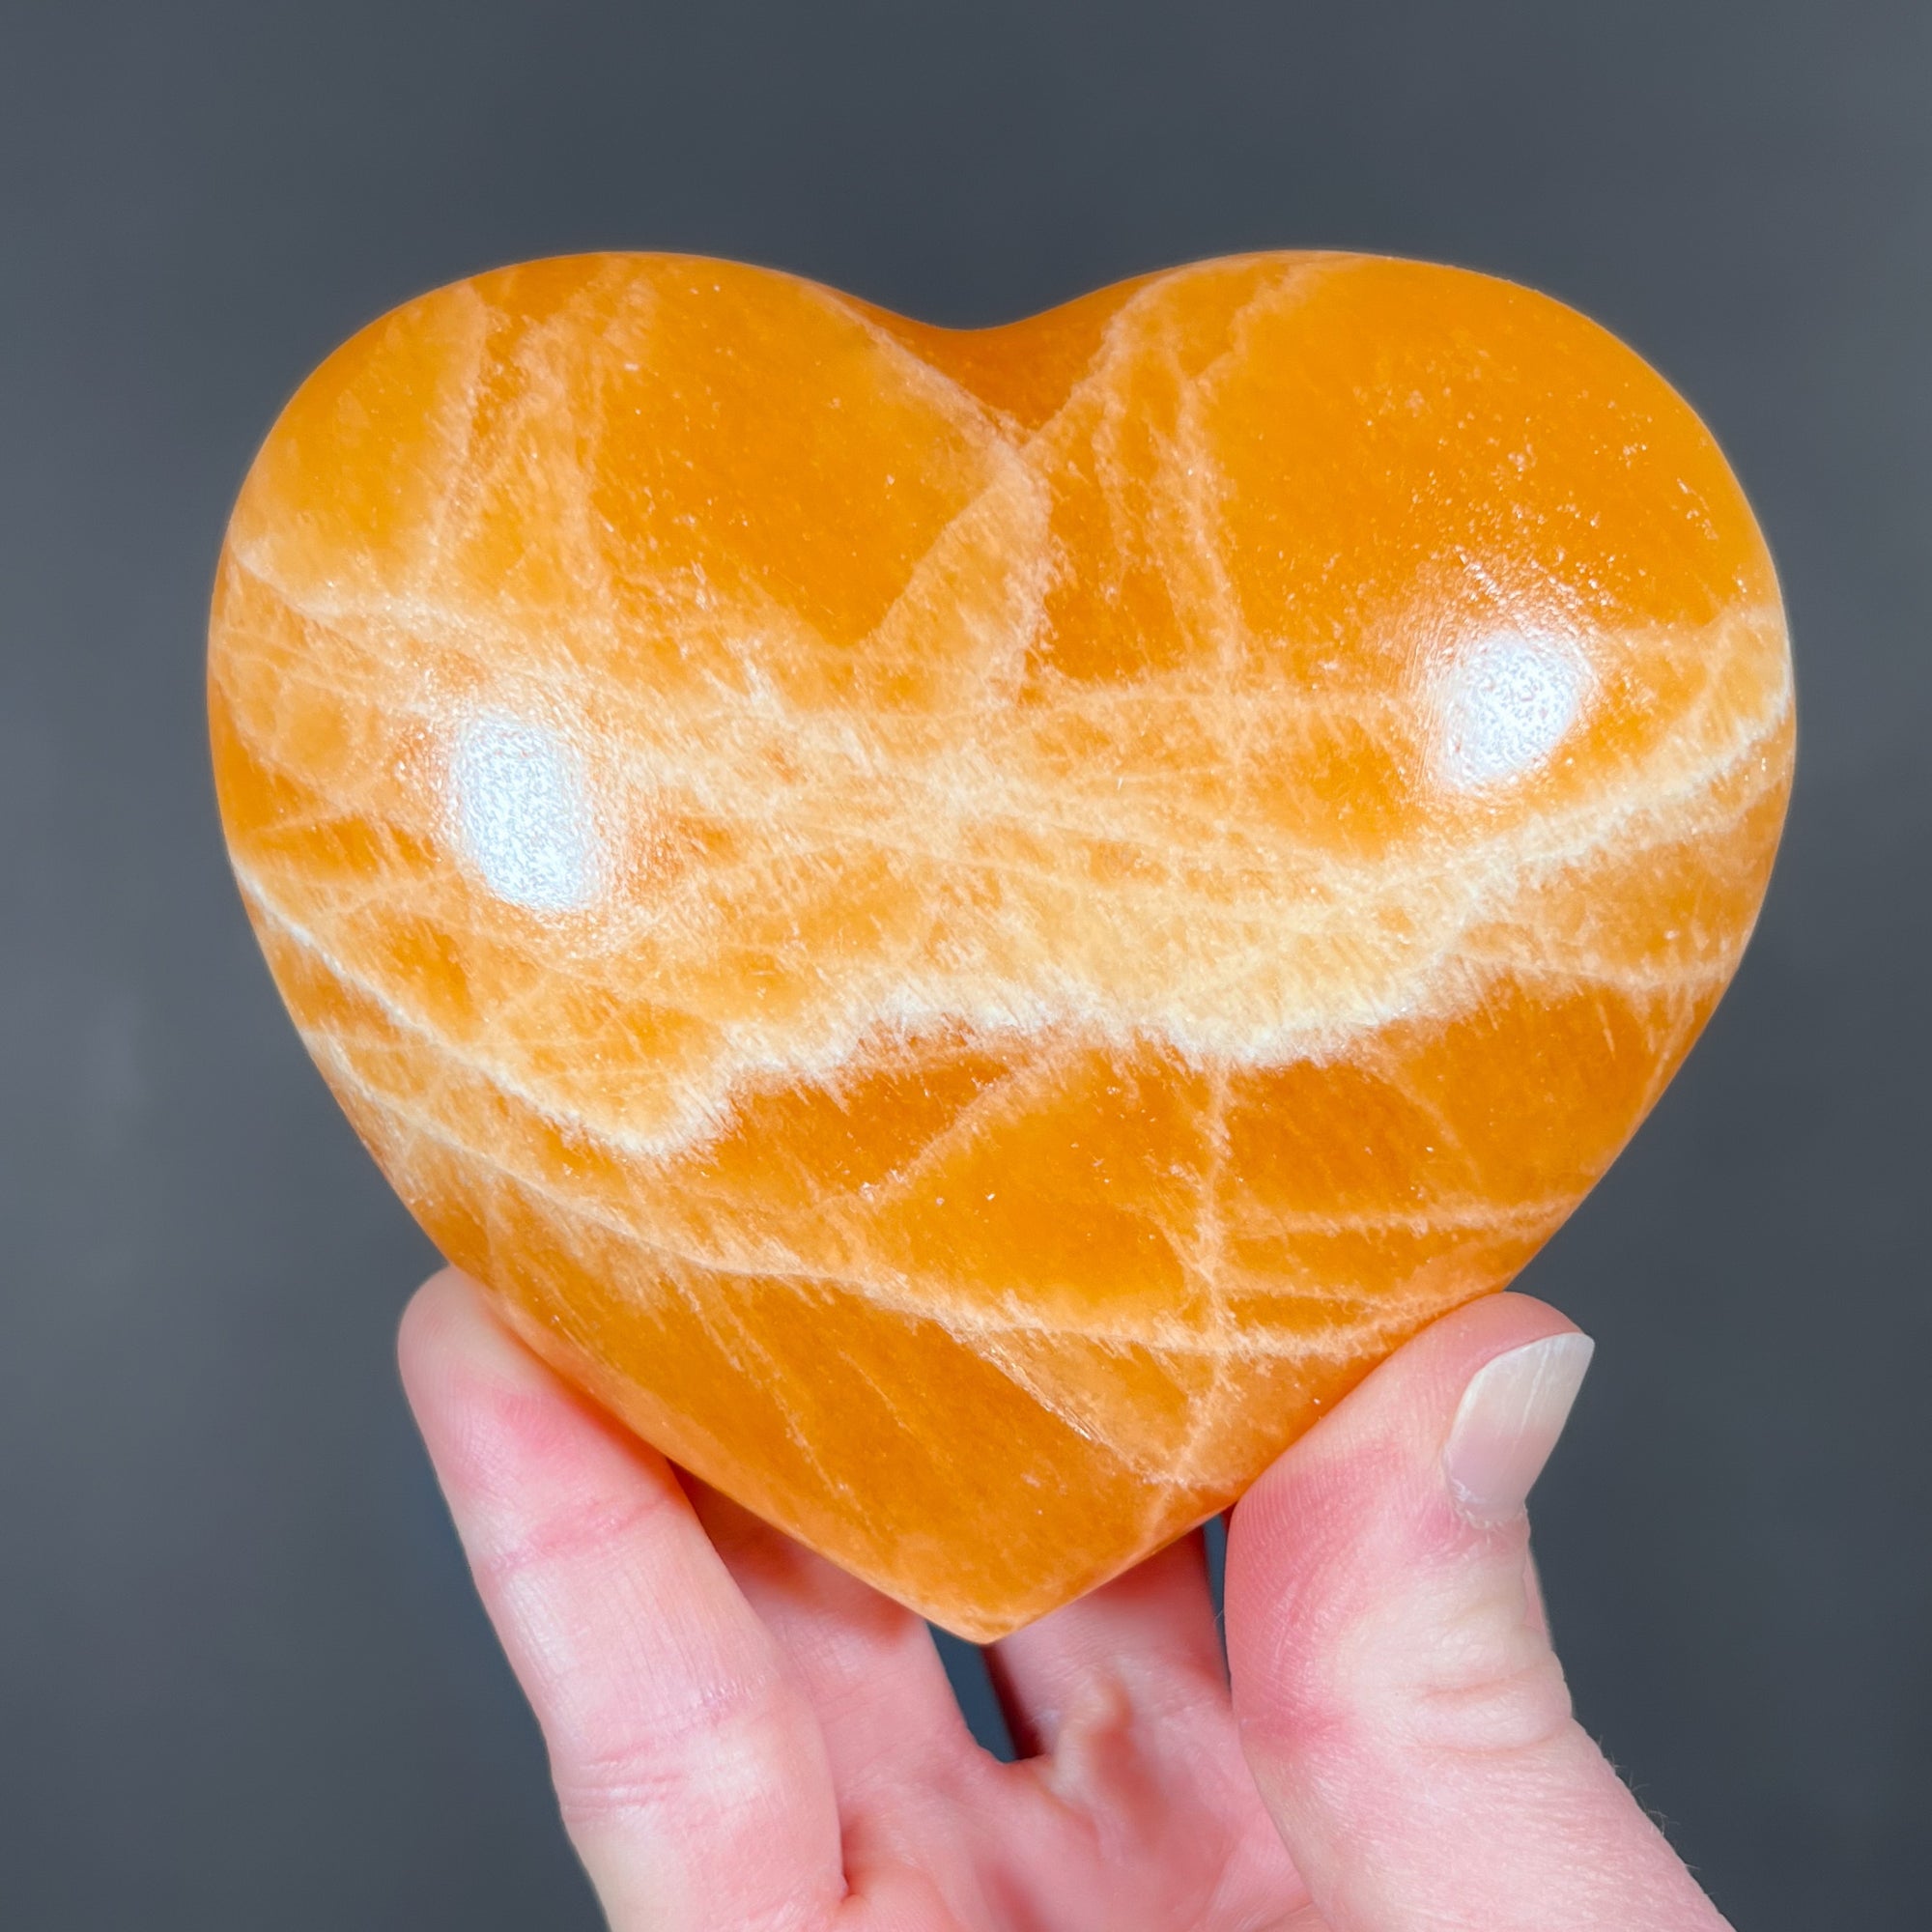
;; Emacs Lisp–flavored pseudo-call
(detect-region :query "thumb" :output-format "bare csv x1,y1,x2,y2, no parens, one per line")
1225,1293,1731,1932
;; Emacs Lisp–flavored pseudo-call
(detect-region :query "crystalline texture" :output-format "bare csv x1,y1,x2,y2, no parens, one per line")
208,252,1793,1638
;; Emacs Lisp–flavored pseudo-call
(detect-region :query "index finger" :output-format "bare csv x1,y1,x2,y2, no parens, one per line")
398,1268,847,1932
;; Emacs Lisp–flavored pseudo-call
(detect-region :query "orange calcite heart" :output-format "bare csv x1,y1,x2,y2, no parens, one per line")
209,252,1793,1638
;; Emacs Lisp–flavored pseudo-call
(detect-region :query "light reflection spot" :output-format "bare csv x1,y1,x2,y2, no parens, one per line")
1432,630,1589,791
447,710,602,912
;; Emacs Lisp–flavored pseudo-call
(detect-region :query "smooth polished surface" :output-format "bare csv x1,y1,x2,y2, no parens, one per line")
209,250,1792,1636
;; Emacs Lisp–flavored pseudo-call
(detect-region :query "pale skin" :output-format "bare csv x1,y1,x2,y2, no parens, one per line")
400,1271,1735,1931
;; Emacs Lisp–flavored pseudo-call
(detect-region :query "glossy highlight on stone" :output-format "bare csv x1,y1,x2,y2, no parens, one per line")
209,252,1793,1638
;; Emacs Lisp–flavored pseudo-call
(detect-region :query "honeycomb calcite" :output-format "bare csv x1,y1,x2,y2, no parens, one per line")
209,251,1793,1638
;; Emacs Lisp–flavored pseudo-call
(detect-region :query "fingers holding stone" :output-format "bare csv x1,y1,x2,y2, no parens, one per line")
398,1269,847,1932
687,1482,988,1787
985,1534,1305,1925
986,1534,1226,1759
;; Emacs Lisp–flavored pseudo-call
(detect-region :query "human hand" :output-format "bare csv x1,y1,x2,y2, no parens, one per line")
400,1270,1731,1929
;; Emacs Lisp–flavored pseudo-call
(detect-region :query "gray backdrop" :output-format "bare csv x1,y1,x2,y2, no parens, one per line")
3,3,1927,1925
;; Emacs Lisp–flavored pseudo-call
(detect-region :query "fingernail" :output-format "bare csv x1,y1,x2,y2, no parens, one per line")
1442,1332,1595,1524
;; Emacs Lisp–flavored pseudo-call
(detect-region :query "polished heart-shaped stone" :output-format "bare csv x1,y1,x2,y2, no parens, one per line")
209,252,1792,1638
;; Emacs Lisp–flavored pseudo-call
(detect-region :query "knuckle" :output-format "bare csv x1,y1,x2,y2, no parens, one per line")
553,1666,793,1823
554,1704,841,1932
553,1752,691,1835
1262,1544,1579,1764
1396,1565,1577,1758
474,1486,680,1591
1406,1642,1576,1758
